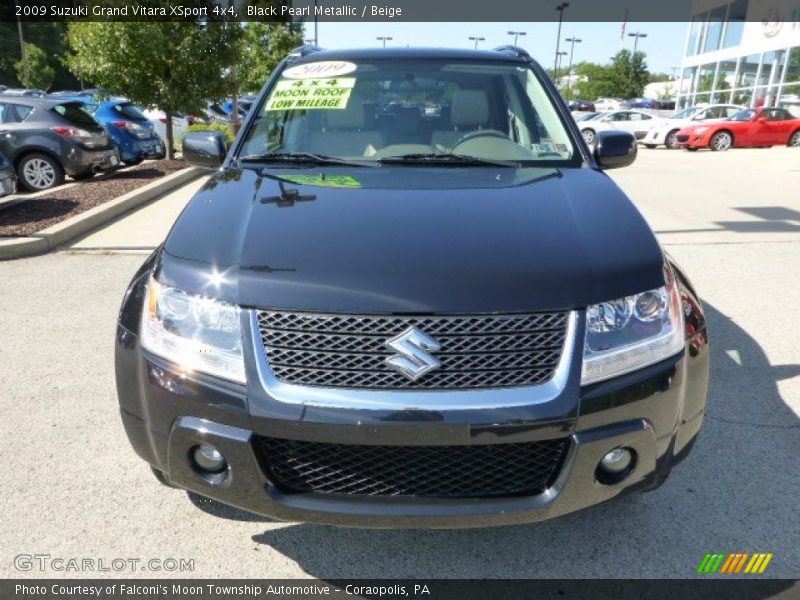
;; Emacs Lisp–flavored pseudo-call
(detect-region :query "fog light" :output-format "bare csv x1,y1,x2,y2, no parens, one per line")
601,447,633,474
192,444,227,474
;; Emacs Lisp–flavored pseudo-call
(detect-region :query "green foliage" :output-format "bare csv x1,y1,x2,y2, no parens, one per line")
570,49,651,100
0,22,79,90
185,121,235,146
15,43,54,90
235,23,304,94
65,12,240,156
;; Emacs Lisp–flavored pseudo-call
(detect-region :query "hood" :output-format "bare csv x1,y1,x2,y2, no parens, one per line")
159,166,665,313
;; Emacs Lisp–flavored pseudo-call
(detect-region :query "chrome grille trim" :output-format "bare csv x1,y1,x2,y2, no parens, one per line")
249,311,577,410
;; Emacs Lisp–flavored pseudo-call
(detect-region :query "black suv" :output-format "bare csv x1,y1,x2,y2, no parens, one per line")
0,98,119,191
116,46,709,528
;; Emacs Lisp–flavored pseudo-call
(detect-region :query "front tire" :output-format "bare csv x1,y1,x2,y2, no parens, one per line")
17,153,64,191
789,130,800,147
710,130,733,151
665,129,680,149
581,128,596,145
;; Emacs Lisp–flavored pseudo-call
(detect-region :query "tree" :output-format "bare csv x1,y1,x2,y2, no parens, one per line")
1,22,79,90
66,17,239,157
236,23,304,95
570,62,618,101
606,49,650,99
15,43,55,91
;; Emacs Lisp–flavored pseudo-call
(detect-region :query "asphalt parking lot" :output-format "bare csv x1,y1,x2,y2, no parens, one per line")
1,147,799,579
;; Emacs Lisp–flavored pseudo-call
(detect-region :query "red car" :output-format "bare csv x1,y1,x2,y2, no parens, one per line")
675,107,800,151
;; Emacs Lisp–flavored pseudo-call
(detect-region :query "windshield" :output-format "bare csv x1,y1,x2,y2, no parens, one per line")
729,109,755,121
672,107,697,119
113,102,148,121
241,58,577,164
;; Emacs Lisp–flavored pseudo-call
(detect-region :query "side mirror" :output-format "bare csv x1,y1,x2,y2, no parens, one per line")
183,131,227,169
594,130,637,170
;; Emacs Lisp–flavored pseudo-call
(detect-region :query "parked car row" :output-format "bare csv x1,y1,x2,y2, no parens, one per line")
573,103,800,152
674,107,800,151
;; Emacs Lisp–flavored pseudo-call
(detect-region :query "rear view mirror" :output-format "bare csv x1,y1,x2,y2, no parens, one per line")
594,130,637,170
183,131,227,170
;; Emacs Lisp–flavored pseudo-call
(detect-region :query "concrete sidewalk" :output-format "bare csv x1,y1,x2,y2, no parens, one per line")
66,175,208,253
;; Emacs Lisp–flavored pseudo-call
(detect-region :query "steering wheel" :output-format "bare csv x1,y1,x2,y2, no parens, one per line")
453,129,509,146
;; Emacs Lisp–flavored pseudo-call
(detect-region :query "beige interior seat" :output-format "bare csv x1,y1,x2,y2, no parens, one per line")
432,89,490,150
308,94,384,156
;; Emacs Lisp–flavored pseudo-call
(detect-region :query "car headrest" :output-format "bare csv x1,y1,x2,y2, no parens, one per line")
326,93,365,129
451,90,489,127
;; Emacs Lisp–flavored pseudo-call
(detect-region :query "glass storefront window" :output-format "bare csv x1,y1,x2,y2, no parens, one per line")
697,64,717,93
723,0,748,49
695,92,711,105
686,14,706,57
717,59,737,92
758,52,785,87
703,6,726,53
680,67,697,93
732,89,752,106
736,54,760,88
785,47,800,83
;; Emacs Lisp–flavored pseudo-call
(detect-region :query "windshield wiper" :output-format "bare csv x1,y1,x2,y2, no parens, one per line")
238,152,378,168
377,153,519,168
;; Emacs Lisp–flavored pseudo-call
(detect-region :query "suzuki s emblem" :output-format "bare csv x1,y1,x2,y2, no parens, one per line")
384,327,442,381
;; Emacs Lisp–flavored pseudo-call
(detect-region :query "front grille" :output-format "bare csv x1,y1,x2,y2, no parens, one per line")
258,437,570,498
676,134,690,143
256,310,568,389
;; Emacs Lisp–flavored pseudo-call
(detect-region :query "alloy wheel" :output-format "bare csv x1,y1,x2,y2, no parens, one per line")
710,131,732,152
790,131,800,147
665,130,680,149
22,157,57,190
581,129,595,145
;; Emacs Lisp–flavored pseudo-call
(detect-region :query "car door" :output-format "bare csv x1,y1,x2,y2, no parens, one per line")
763,109,794,144
627,112,654,137
0,102,34,159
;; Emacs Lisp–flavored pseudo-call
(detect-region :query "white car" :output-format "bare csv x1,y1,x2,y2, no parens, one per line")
641,104,743,149
142,108,189,148
578,110,661,145
594,98,629,112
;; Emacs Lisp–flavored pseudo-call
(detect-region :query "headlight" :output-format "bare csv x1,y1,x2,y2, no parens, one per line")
581,267,684,385
141,278,245,383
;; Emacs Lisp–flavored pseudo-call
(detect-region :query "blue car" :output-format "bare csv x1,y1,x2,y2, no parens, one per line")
93,100,165,165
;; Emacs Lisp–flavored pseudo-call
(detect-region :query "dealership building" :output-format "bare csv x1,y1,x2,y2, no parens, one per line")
677,0,800,114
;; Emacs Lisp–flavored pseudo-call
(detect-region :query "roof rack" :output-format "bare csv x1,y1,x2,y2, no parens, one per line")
288,44,325,57
492,45,530,59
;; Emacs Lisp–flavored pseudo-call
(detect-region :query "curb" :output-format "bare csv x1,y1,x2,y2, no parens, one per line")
0,167,203,260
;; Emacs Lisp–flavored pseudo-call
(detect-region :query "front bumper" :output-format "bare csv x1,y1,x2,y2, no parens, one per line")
116,311,708,529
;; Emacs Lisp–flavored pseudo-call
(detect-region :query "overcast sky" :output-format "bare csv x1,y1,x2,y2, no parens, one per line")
314,22,689,75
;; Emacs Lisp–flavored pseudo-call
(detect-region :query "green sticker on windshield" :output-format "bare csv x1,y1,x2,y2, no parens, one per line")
266,77,356,111
280,175,362,188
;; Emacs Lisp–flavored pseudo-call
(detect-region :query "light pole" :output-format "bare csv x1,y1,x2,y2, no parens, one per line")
376,36,393,47
314,0,318,45
553,2,569,79
556,51,568,77
628,31,647,55
565,37,582,96
508,30,526,46
469,36,485,49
